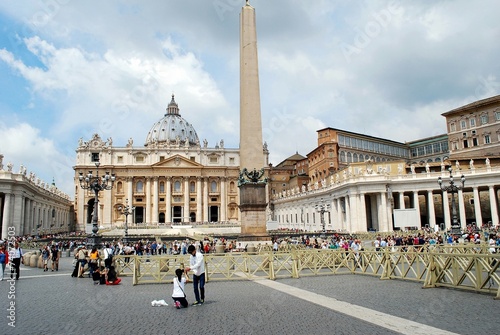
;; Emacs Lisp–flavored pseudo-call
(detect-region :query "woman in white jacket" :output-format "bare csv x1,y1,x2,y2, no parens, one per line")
172,268,189,309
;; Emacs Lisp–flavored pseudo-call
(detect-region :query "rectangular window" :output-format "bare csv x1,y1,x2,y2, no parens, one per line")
117,156,123,163
425,144,432,155
481,115,488,124
209,156,218,163
432,143,441,153
485,135,491,144
190,156,195,161
461,120,467,129
470,118,476,127
91,153,99,162
472,138,478,146
496,112,500,121
417,147,425,156
229,157,235,164
136,156,144,162
160,156,165,161
450,123,456,132
411,148,417,157
463,140,469,148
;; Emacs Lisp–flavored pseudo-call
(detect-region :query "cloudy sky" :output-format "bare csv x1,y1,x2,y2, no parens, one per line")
1,0,499,197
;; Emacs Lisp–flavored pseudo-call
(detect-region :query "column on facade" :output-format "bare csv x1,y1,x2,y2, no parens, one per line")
1,194,11,240
104,183,112,226
332,198,339,231
427,190,436,229
412,191,421,229
442,191,451,230
33,202,39,234
166,177,172,223
203,177,209,222
127,177,134,224
472,187,483,226
399,192,405,209
183,177,189,223
152,177,159,225
220,177,226,222
146,177,151,225
488,186,499,226
78,185,86,229
196,177,202,223
457,189,466,230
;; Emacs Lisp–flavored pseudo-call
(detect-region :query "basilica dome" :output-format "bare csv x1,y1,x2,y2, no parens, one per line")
144,95,200,147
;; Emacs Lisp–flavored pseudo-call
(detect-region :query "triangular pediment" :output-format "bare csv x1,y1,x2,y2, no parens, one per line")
152,155,203,168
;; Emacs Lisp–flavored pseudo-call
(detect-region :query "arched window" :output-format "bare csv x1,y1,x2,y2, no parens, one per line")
230,181,235,192
160,182,165,193
117,181,123,193
174,181,181,192
347,152,352,163
190,181,196,193
211,181,217,192
136,181,143,192
353,153,358,163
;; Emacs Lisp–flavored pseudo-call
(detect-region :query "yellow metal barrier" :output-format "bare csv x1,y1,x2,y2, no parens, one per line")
129,248,500,298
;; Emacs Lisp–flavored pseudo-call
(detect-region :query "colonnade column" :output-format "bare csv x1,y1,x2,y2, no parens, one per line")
203,178,209,222
399,192,405,209
427,190,436,229
358,193,367,232
488,186,499,226
442,191,451,230
166,177,172,223
412,191,421,228
1,194,11,240
104,183,112,226
152,177,158,225
345,196,351,232
472,187,483,226
220,177,226,222
127,177,133,224
457,189,466,230
196,177,202,223
183,177,189,223
378,192,389,232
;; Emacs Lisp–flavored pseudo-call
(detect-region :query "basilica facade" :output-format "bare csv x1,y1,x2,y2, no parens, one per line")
74,95,269,230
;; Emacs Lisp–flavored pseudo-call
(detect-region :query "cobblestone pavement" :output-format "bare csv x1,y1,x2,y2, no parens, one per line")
0,254,498,335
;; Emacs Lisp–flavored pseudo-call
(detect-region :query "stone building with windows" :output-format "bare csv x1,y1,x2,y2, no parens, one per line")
0,155,73,239
443,94,500,160
74,95,269,230
271,95,500,233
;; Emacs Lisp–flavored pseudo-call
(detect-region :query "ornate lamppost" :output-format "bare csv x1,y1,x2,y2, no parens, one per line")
79,160,115,247
118,198,135,244
315,199,331,237
438,167,465,235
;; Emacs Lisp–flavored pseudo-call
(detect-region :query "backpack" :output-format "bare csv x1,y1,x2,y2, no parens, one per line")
106,248,114,260
0,253,5,263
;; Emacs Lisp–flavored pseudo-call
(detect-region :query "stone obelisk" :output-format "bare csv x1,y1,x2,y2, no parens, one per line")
239,1,269,242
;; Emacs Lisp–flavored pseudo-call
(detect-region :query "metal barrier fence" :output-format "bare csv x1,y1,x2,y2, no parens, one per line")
113,246,499,299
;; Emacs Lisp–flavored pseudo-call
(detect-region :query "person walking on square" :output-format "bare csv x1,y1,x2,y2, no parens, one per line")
184,244,205,306
10,242,24,280
41,245,50,271
50,244,60,271
0,244,8,280
172,268,189,309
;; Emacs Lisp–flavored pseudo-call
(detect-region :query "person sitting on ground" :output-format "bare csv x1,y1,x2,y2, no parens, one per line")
172,268,189,309
93,265,107,285
105,265,121,285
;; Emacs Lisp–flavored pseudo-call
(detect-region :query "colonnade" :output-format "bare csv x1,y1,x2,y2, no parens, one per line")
273,168,500,233
0,190,73,239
